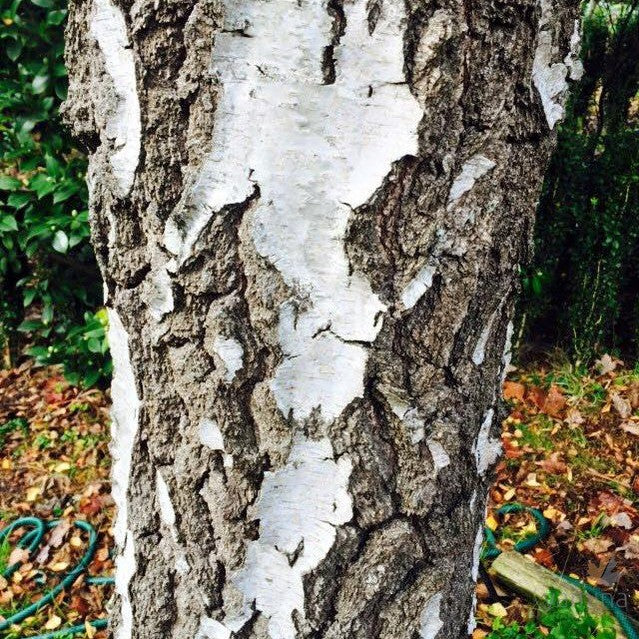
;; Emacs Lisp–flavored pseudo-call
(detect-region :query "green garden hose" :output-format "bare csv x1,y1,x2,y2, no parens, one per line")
483,503,552,561
0,517,113,638
4,507,637,638
483,503,639,639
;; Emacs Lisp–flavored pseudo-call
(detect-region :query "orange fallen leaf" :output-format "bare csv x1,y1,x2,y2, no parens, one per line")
96,547,109,562
503,381,526,402
543,385,566,417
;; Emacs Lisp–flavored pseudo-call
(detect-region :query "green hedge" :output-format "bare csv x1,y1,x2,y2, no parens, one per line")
0,0,110,387
521,1,639,364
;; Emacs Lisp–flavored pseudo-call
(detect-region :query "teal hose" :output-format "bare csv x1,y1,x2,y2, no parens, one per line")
11,620,109,639
0,517,113,638
483,503,639,639
483,503,552,560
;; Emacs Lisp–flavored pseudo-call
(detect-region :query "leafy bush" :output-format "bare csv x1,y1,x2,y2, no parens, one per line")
27,308,111,387
0,0,109,385
521,1,639,364
488,589,616,639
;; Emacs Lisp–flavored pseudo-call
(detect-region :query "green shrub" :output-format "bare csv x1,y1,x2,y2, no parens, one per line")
488,589,616,639
0,0,109,385
521,1,639,364
26,308,111,387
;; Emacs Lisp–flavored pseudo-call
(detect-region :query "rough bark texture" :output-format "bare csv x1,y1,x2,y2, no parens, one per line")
64,1,580,638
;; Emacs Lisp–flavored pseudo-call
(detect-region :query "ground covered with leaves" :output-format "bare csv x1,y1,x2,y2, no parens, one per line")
1,358,639,637
0,363,112,637
476,355,639,637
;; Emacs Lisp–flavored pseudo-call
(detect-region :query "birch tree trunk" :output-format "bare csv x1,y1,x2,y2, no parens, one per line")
64,1,581,638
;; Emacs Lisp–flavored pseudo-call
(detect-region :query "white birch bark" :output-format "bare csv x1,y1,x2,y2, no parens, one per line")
64,0,580,637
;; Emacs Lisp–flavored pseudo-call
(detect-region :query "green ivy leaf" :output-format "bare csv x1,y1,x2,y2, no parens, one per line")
6,39,23,62
18,319,43,332
32,73,50,94
7,191,32,209
51,229,68,253
23,288,37,307
46,9,67,25
52,184,78,203
0,175,22,191
0,214,18,232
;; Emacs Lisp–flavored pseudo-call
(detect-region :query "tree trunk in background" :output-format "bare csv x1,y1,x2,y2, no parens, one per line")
64,1,580,637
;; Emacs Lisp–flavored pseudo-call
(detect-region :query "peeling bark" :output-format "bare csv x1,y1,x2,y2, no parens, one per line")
64,1,580,638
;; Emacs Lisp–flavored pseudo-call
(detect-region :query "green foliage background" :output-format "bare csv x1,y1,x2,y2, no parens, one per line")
0,0,110,387
521,1,639,364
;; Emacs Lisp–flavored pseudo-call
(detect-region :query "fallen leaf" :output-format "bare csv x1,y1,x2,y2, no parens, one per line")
70,536,83,549
525,473,541,487
621,535,639,560
537,452,567,474
85,620,97,638
504,381,526,402
582,537,613,555
70,594,89,616
96,547,109,562
534,548,555,568
44,615,61,630
565,408,585,426
49,519,71,548
611,393,632,419
528,386,547,411
611,512,633,529
487,603,508,618
8,548,29,567
556,520,573,535
502,438,524,459
51,561,69,572
544,385,566,417
543,506,564,522
26,486,40,502
80,494,104,516
621,422,639,436
596,354,617,375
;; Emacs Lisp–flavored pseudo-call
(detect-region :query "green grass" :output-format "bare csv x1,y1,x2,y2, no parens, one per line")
0,536,11,574
576,513,609,540
517,421,554,451
545,364,607,409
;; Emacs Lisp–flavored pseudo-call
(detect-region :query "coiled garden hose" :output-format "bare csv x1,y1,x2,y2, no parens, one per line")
0,517,113,638
483,503,639,639
4,507,637,638
482,503,552,560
